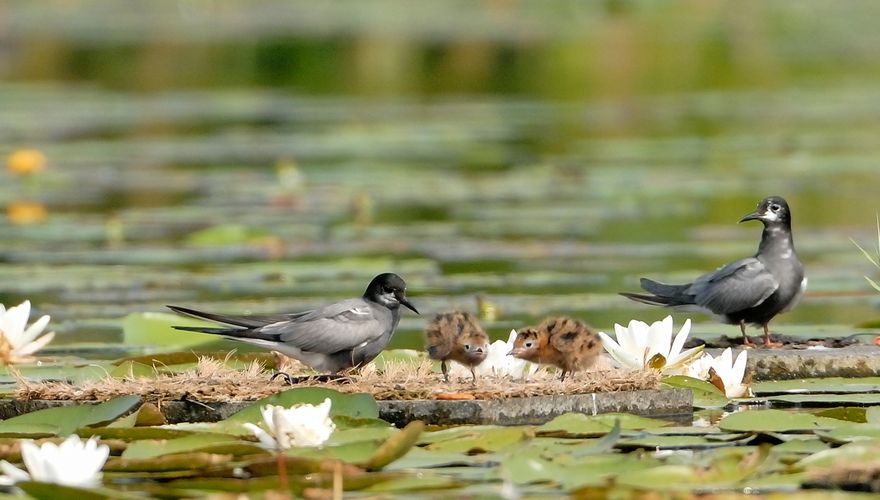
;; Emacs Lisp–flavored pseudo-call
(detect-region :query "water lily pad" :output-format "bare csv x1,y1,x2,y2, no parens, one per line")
772,438,829,455
104,452,233,473
537,412,671,438
122,433,261,459
816,424,880,444
616,435,750,451
753,377,880,395
424,427,531,454
797,440,880,468
0,396,141,435
815,407,867,423
224,387,379,423
363,474,464,492
719,410,844,434
766,394,880,406
661,375,729,408
122,312,218,349
362,421,425,471
17,481,142,500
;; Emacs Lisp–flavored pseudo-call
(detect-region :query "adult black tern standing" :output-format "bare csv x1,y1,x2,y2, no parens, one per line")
621,196,806,347
168,273,419,373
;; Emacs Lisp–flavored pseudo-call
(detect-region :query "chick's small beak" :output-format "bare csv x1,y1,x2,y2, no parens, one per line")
738,210,762,223
399,296,419,314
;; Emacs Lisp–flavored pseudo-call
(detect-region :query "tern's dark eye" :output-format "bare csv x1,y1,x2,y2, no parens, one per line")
524,342,533,348
770,204,781,212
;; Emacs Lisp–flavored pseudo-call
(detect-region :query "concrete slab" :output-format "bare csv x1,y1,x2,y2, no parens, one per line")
735,345,880,380
378,388,693,426
0,388,692,427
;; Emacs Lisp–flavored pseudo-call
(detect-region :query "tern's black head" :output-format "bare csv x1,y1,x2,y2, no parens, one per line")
365,273,419,314
739,196,792,227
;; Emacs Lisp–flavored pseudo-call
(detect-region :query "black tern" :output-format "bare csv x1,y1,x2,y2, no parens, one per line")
621,196,806,347
168,273,419,373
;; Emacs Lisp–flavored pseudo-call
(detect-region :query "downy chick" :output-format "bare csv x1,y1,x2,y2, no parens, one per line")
509,316,602,381
424,311,489,383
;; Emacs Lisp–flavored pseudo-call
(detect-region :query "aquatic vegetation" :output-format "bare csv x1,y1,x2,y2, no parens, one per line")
0,435,108,487
598,316,703,375
0,300,55,364
244,398,336,450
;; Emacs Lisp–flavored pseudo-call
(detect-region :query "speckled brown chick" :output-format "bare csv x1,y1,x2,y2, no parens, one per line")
424,311,489,383
509,316,603,381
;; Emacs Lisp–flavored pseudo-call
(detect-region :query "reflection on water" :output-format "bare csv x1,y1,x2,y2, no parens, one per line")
1,2,879,356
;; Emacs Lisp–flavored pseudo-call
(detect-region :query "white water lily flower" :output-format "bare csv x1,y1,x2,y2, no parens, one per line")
452,329,538,379
0,435,109,487
243,398,335,450
0,300,55,364
598,316,703,374
708,348,752,398
687,352,715,380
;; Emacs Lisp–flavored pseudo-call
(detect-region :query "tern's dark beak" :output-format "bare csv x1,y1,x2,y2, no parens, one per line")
738,211,762,223
399,297,419,314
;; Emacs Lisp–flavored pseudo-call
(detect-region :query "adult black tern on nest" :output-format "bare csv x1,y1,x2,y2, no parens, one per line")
169,273,418,373
621,196,806,347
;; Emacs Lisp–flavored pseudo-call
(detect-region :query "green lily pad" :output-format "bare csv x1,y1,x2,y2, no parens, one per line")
104,452,234,473
661,375,729,408
816,424,880,444
122,433,262,459
772,438,829,455
753,377,880,395
537,412,671,438
616,434,751,451
186,223,272,246
815,407,867,423
719,410,845,434
109,361,156,379
362,421,425,471
766,394,880,406
122,312,218,349
424,427,531,454
797,440,880,468
224,387,379,423
17,481,143,500
0,396,141,435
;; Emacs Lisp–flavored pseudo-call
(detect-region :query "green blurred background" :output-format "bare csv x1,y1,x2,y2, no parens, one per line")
1,0,879,354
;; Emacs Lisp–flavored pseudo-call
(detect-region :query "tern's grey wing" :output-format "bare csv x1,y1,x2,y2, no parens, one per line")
689,257,779,315
259,298,387,354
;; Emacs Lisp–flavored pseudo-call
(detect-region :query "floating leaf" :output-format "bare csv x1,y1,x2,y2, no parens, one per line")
752,377,880,395
537,412,671,438
363,420,425,471
424,427,530,454
224,387,379,423
661,375,729,408
0,396,141,435
122,434,262,460
816,424,880,444
17,481,142,500
797,440,880,468
615,435,748,451
815,407,867,423
123,312,218,349
719,410,844,433
105,452,232,473
766,394,880,406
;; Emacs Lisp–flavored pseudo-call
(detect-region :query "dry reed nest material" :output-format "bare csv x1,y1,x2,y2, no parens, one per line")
14,357,659,404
